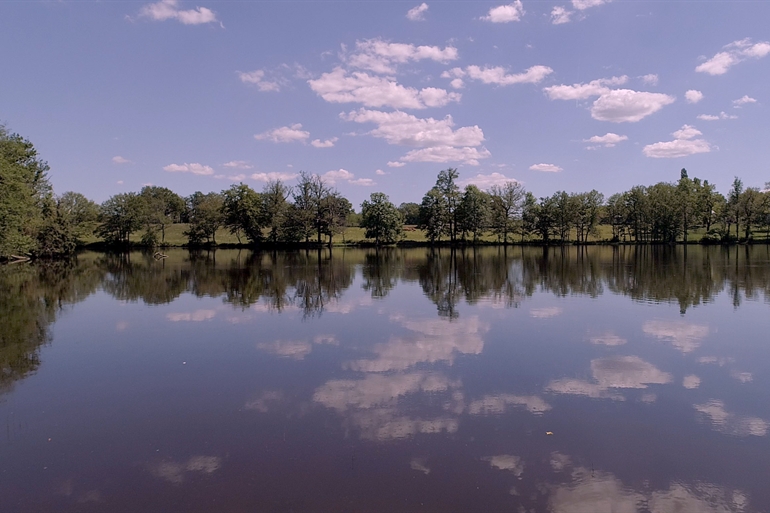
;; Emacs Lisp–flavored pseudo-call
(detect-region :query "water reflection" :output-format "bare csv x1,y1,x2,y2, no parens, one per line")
2,246,770,512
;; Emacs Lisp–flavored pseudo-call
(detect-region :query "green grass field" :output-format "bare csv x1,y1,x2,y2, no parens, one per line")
79,223,767,247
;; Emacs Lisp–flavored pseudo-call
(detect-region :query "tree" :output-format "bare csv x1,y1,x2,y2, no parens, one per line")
728,177,744,239
419,187,448,243
221,183,264,244
289,171,328,243
58,191,99,238
185,192,224,245
677,169,695,243
457,185,489,242
521,192,539,240
262,180,291,243
605,193,627,241
97,193,143,245
573,190,604,243
488,181,524,243
435,168,461,242
0,126,52,258
398,202,421,225
320,193,352,245
360,192,403,245
737,187,763,239
695,179,722,232
552,191,574,242
138,186,185,244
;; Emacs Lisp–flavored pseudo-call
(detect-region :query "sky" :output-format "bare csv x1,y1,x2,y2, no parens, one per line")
1,0,768,207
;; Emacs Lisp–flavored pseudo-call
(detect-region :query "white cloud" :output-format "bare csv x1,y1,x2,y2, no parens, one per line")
698,111,737,121
401,146,491,166
311,137,338,148
350,178,376,186
643,125,711,159
112,156,131,164
166,309,217,322
214,173,246,181
591,89,676,122
346,315,487,372
684,90,704,104
387,161,406,168
152,456,221,484
345,39,458,74
139,0,218,25
696,38,770,75
589,332,626,346
468,394,551,415
485,455,525,476
550,6,572,24
318,168,376,186
449,78,465,89
584,133,628,147
237,70,284,92
322,168,354,184
529,163,562,173
733,95,757,108
643,320,709,353
343,109,484,147
695,400,768,436
250,172,298,182
309,68,461,109
543,76,628,100
683,375,701,389
545,77,674,122
572,0,613,9
458,172,519,188
406,3,429,21
255,123,310,143
530,306,563,318
116,180,124,185
455,65,553,86
640,74,659,85
222,160,253,169
163,162,215,175
375,169,387,175
481,1,525,23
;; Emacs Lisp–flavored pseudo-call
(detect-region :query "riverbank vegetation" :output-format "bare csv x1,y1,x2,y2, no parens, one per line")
2,125,769,260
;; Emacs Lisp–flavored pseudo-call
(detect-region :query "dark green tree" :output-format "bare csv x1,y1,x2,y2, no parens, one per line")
0,126,52,258
488,181,525,243
457,185,489,242
398,202,421,225
97,193,143,245
138,186,185,244
221,183,264,244
185,192,224,245
262,180,291,243
360,192,403,245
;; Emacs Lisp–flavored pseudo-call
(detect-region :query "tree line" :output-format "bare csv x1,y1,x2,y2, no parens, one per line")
2,125,770,260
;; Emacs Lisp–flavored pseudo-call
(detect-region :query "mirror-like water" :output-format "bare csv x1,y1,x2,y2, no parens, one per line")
2,246,770,512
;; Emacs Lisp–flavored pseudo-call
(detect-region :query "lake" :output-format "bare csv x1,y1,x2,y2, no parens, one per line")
1,246,770,512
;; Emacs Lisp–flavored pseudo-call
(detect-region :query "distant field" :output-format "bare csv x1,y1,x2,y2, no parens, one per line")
82,224,768,247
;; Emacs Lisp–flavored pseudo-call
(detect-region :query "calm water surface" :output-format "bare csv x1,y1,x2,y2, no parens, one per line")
1,246,770,512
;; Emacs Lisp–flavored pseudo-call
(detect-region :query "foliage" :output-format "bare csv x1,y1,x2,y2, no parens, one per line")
138,186,185,244
398,202,421,225
97,193,144,245
222,183,264,244
360,192,403,245
457,185,489,242
488,181,524,243
185,192,224,245
0,126,52,258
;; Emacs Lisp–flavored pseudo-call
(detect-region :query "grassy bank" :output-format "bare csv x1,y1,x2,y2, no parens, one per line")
79,223,770,248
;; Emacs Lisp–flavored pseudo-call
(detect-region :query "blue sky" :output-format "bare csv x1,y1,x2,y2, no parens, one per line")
1,0,768,207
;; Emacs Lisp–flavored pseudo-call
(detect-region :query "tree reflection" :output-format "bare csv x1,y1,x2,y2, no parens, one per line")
0,259,102,394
